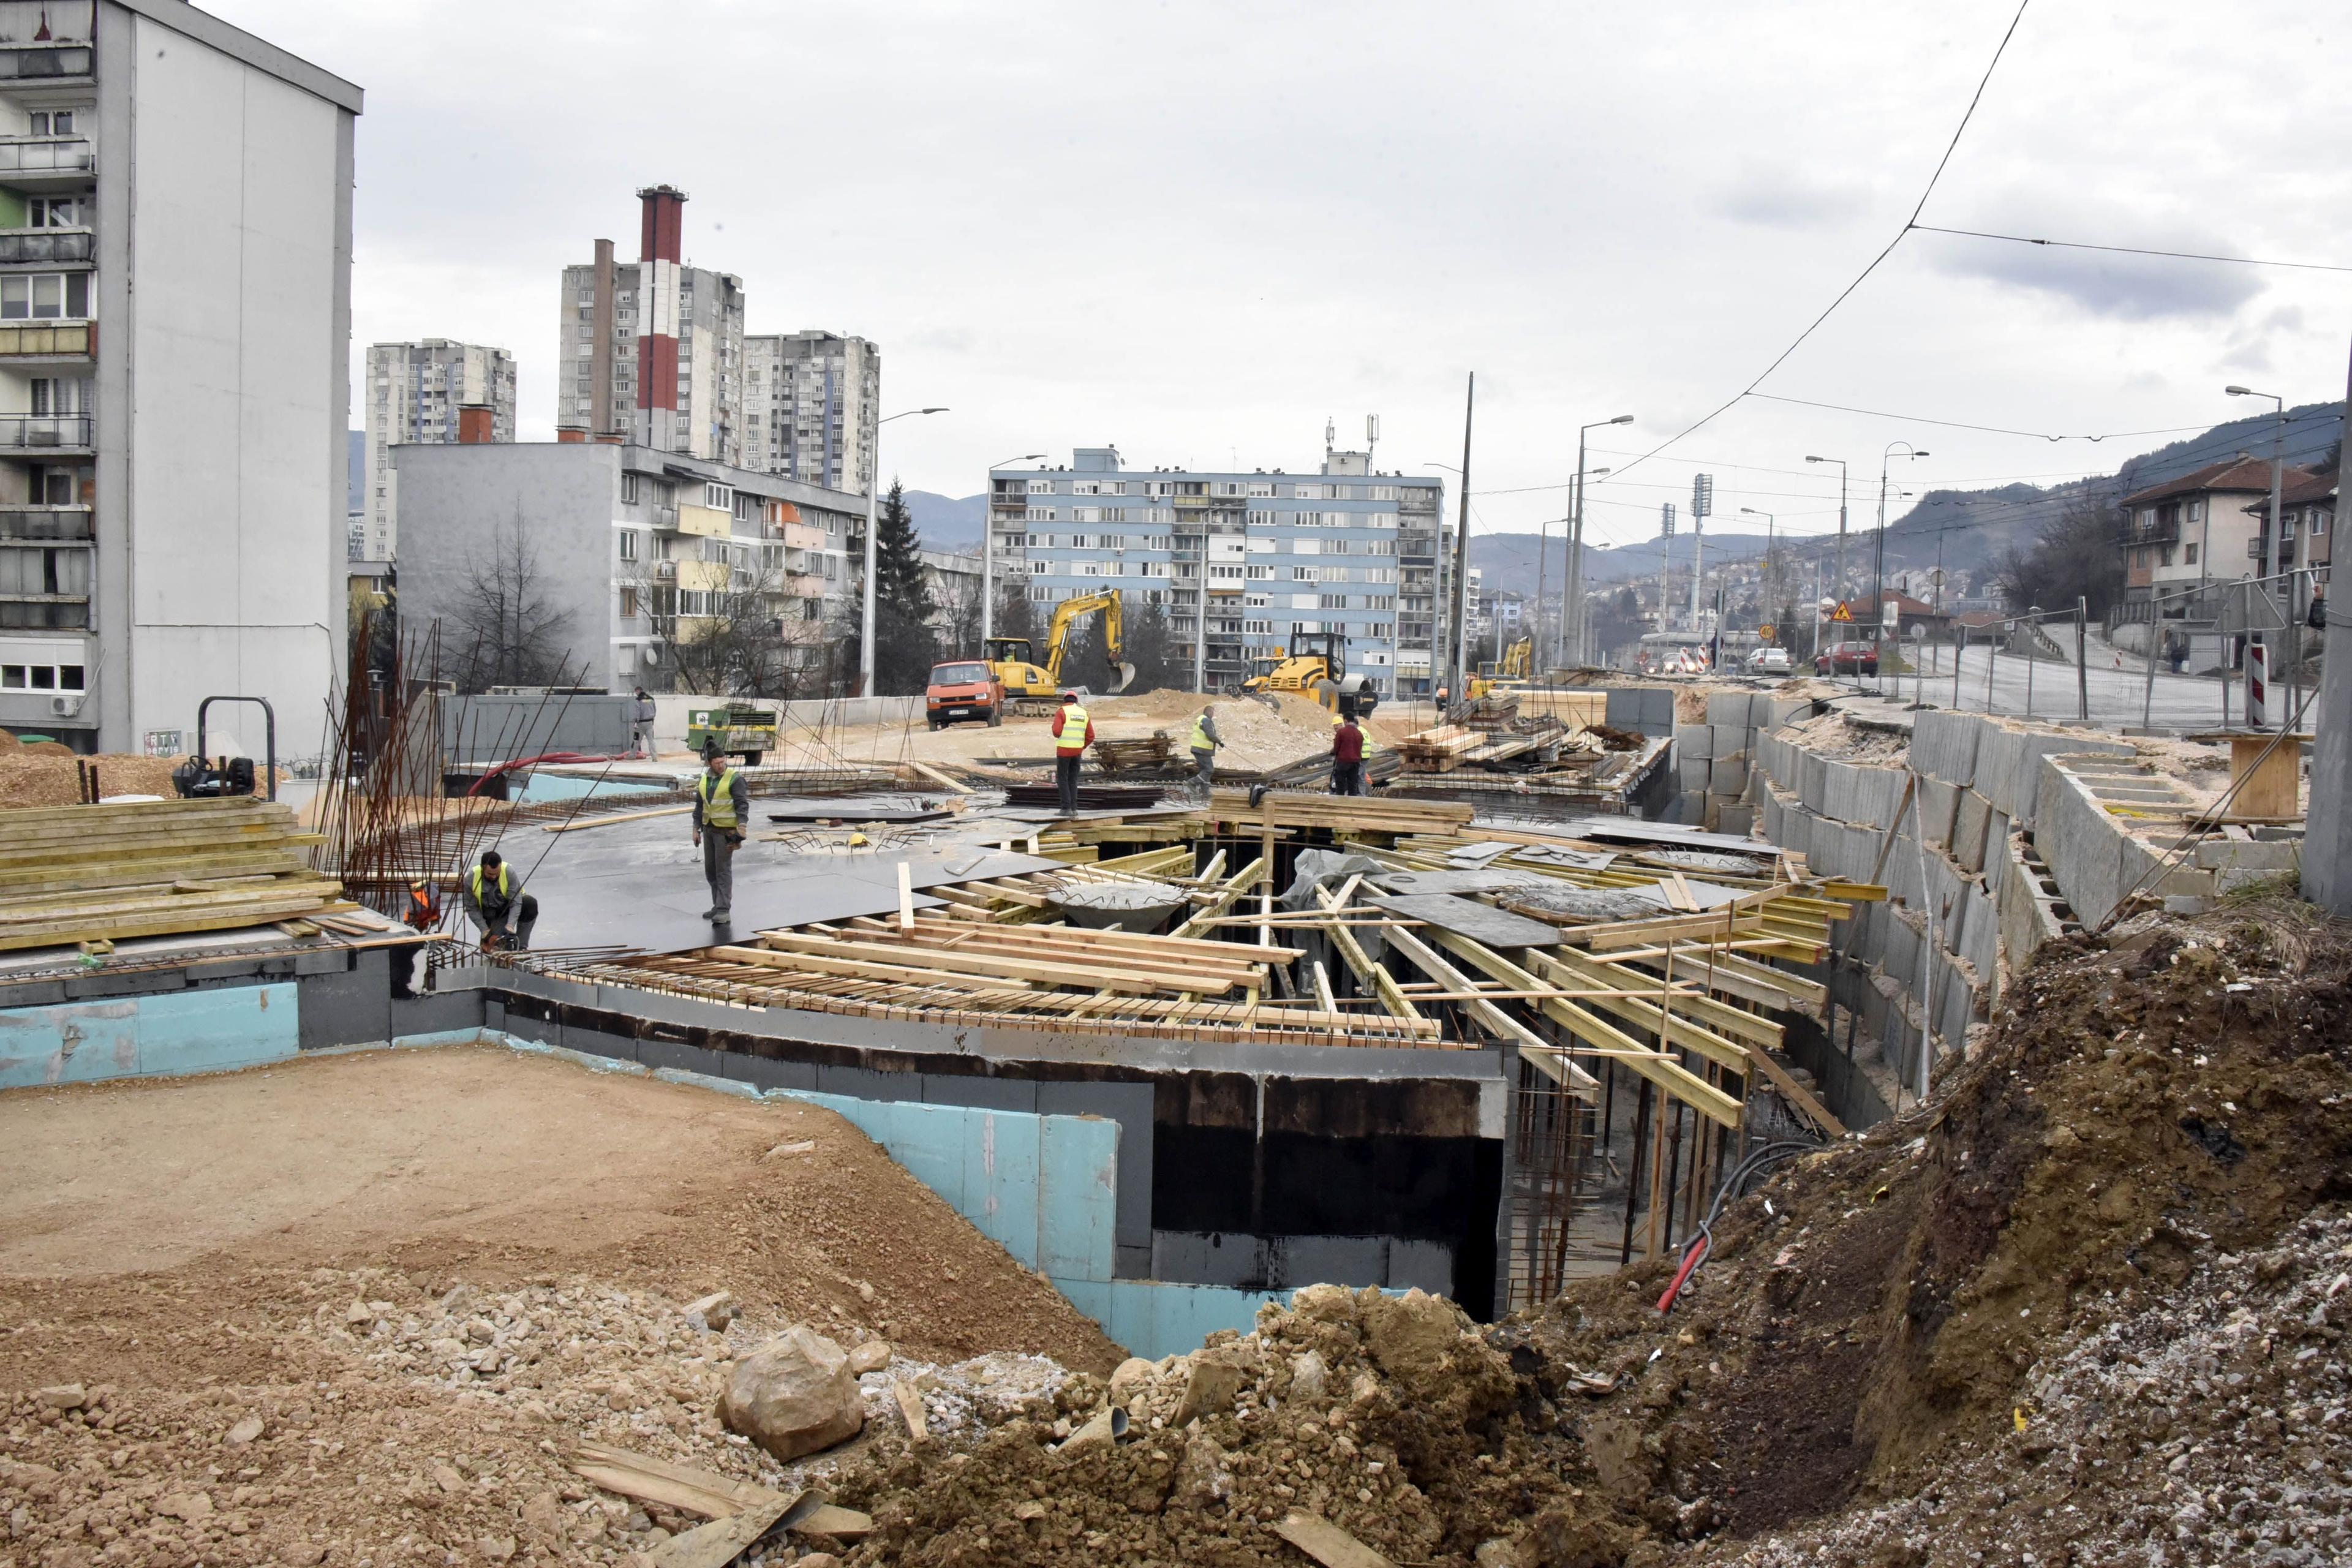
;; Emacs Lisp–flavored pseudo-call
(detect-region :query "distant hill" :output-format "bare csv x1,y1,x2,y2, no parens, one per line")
903,491,985,552
1474,401,2343,596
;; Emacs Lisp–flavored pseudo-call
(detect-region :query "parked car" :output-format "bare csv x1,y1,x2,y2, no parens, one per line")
1815,640,1879,676
925,660,1005,729
1749,646,1793,674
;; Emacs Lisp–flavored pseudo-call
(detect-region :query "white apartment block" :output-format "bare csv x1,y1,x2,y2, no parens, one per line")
557,187,745,466
0,0,358,758
743,331,880,496
994,445,1448,698
360,338,514,560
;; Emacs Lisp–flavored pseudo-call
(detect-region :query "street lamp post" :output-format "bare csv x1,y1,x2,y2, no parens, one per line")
979,452,1047,650
2226,385,2286,725
1873,442,1929,691
1806,456,1849,604
1740,507,1776,637
1566,416,1634,667
860,407,948,698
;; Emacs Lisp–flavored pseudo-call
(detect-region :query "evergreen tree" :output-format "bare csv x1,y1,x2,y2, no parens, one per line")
1124,597,1178,691
840,480,940,695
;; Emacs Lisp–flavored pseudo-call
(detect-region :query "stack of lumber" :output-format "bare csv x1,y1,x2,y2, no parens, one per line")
1090,733,1175,774
1398,725,1487,772
1449,694,1521,729
1207,789,1474,837
1002,782,1165,811
0,797,346,952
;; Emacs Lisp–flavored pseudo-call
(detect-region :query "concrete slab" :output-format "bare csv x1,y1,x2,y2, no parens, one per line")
1368,894,1563,948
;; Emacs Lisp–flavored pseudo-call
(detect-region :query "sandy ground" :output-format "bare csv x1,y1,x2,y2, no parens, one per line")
0,1045,1120,1565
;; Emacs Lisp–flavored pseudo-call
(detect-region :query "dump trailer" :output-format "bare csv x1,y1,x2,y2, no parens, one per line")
685,704,778,764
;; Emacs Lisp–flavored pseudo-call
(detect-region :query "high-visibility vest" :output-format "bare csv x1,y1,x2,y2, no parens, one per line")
698,767,741,829
1188,715,1213,752
1055,704,1090,755
469,864,510,905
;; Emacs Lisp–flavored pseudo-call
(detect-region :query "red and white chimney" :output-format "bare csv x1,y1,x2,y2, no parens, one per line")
634,184,687,451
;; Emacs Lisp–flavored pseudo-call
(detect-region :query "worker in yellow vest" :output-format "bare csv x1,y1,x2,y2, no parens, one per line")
461,852,537,952
1186,705,1221,793
1050,690,1093,815
692,746,752,922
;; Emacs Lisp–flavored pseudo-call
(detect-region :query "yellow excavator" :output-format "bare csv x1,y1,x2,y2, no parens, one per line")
1240,630,1378,717
986,589,1136,714
1468,636,1534,700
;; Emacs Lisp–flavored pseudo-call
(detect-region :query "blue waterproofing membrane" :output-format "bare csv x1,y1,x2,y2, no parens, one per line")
0,985,1291,1359
0,982,299,1090
510,772,674,804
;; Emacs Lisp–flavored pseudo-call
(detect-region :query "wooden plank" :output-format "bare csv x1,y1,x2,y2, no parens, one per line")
1744,1044,1846,1137
541,803,693,833
1532,947,1783,1049
1172,856,1266,939
1504,944,1752,1072
1427,929,1740,1127
704,944,1033,994
1384,925,1596,1091
644,1493,797,1568
905,760,973,794
567,1442,779,1519
751,931,1244,997
1313,886,1423,1023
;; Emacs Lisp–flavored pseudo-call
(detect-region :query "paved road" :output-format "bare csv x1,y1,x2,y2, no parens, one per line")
1830,640,2252,731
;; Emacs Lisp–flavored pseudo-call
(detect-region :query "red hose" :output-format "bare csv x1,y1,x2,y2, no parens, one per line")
1656,1234,1709,1314
463,752,622,796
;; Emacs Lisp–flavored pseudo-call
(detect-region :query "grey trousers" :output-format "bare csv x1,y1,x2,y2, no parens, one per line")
1192,748,1215,787
633,722,656,755
703,831,738,914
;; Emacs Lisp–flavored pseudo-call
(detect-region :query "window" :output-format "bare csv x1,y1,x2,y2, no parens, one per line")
0,273,89,320
1028,478,1056,494
704,483,732,510
29,377,88,415
1368,486,1398,501
1292,565,1319,581
617,530,639,562
2183,543,2199,565
1293,484,1324,500
27,195,81,228
0,660,84,692
619,586,639,618
26,110,74,136
620,473,641,505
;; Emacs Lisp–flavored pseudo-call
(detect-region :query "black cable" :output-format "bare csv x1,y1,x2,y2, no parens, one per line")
1607,0,2034,485
1910,224,2352,274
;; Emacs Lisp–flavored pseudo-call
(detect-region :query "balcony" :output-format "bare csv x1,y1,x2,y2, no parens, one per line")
0,45,92,81
0,502,89,540
0,414,91,451
0,320,91,360
0,137,94,189
0,228,91,265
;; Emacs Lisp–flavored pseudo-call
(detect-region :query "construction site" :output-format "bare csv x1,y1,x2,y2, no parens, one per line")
4,641,2345,1568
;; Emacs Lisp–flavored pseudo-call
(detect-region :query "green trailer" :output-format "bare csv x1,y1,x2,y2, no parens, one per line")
685,704,778,766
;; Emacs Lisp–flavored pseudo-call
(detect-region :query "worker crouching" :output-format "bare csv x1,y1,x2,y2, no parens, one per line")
694,747,751,922
1052,690,1093,815
462,852,537,952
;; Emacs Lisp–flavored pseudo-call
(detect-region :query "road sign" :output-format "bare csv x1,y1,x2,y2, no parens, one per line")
1830,604,1852,623
1758,624,1774,641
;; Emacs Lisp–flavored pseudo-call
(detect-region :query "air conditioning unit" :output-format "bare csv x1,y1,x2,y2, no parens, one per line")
50,695,82,717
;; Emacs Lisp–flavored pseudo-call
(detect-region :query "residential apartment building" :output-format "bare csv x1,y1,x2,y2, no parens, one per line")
992,444,1447,696
2119,457,2307,603
358,338,514,560
744,331,879,495
393,440,867,694
557,187,745,466
2240,469,2335,579
0,0,359,758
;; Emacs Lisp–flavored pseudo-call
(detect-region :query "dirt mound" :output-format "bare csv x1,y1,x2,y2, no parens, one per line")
0,750,184,808
829,1285,1588,1566
1098,688,1215,722
0,1045,1121,1566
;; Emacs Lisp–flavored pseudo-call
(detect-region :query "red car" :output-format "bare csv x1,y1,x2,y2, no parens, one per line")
1815,640,1879,676
925,660,1005,729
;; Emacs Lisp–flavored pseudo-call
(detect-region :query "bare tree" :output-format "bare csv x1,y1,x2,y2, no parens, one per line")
660,559,805,699
450,509,574,693
933,560,984,660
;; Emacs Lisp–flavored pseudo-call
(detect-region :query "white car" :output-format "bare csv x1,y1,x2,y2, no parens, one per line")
1748,646,1792,674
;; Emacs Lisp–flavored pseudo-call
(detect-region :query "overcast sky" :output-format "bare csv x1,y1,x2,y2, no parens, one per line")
218,0,2351,549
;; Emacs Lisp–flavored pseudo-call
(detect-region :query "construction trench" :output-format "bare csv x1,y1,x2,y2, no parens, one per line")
0,677,2342,1567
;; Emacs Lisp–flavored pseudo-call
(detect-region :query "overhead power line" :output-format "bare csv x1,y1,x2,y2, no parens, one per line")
1743,393,2224,444
1910,224,2352,274
1605,0,2034,486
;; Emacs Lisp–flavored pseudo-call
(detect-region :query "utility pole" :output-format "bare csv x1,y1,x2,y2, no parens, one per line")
2303,334,2352,913
1566,415,1632,668
2226,385,2287,726
1446,373,1476,701
1807,455,1849,605
1873,442,1928,691
1688,473,1713,637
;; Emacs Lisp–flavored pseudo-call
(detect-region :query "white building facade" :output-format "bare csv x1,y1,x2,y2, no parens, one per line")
359,337,513,560
0,0,360,758
743,331,878,496
992,445,1447,697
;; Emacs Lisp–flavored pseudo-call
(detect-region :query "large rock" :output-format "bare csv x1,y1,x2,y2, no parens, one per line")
718,1325,863,1461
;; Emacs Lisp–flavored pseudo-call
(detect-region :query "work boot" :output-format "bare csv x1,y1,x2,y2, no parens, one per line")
701,907,717,919
710,908,731,923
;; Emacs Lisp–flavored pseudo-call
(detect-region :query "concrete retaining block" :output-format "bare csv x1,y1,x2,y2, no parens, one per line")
1716,804,1756,836
1675,722,1716,761
1710,758,1749,796
1910,709,1985,787
2005,733,2135,827
1678,754,1711,792
2194,838,2301,873
1950,789,1992,874
1798,750,1830,816
1707,691,1752,726
1916,776,1959,852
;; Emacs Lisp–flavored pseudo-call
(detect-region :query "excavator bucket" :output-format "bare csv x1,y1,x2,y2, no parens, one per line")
1110,662,1137,694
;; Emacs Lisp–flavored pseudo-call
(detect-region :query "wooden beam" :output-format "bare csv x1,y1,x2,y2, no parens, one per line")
1383,924,1597,1095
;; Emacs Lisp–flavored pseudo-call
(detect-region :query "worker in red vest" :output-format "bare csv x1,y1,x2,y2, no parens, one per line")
1050,690,1093,815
